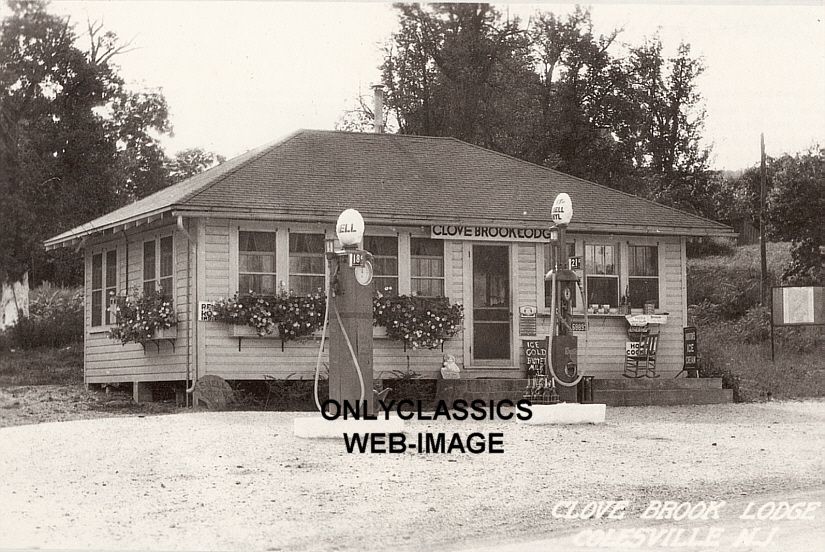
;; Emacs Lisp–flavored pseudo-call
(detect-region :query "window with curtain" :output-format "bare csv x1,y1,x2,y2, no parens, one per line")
239,231,277,295
585,244,619,307
143,236,173,296
142,241,155,296
628,245,659,308
105,250,117,324
411,238,444,297
159,236,173,295
289,233,325,295
92,249,117,326
364,235,398,295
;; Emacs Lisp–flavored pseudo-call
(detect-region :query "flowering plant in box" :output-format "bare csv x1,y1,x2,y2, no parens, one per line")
373,291,463,350
211,290,326,342
109,289,177,345
272,289,326,341
211,291,276,336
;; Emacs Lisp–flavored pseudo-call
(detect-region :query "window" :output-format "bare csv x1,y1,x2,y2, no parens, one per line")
411,238,444,296
143,236,173,296
239,231,277,295
585,244,619,308
544,241,577,308
628,245,659,308
91,249,117,327
289,233,325,295
364,235,398,294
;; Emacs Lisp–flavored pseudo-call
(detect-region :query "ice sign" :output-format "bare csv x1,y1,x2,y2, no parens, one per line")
336,208,365,247
551,193,573,225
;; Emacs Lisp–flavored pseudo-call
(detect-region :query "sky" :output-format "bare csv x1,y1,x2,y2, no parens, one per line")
12,1,825,170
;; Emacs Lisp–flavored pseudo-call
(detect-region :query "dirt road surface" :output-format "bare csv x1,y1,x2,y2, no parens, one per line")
1,401,824,551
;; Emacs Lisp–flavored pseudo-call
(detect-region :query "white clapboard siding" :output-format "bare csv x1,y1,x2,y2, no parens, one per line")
84,220,193,384
199,224,466,381
531,236,686,377
83,219,690,384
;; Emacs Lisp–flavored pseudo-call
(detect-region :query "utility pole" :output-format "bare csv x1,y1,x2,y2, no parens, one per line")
760,134,768,305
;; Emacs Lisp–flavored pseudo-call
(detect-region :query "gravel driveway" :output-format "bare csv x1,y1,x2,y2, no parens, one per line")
1,401,824,551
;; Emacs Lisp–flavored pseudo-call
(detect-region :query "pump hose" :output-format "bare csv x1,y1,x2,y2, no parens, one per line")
547,271,556,382
312,287,332,413
312,262,367,413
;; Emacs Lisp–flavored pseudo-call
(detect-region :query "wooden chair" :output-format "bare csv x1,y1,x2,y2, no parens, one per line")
624,333,660,378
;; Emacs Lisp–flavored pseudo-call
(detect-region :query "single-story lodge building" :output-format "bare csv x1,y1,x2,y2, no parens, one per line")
45,128,735,405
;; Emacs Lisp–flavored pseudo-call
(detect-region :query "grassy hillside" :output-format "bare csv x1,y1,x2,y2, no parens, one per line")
688,243,825,401
687,242,791,316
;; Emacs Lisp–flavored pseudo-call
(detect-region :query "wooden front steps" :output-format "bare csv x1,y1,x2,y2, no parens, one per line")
591,378,732,406
435,377,732,406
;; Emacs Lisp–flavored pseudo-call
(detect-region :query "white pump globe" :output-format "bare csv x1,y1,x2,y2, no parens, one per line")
336,208,365,247
551,193,573,225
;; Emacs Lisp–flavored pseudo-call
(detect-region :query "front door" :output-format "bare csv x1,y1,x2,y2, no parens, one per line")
472,245,511,361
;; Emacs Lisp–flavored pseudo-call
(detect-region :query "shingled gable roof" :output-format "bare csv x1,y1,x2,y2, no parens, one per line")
45,129,732,248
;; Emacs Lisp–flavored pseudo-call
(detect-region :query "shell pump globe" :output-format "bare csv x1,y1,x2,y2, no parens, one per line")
336,208,365,248
551,193,573,226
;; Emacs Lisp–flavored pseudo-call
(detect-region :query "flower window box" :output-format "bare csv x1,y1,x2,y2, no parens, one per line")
231,324,280,338
152,326,178,340
108,289,178,354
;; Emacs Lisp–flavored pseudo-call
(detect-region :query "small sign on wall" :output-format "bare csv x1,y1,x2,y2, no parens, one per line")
569,256,582,270
519,305,537,336
522,338,548,373
625,341,642,357
199,301,215,321
571,321,586,332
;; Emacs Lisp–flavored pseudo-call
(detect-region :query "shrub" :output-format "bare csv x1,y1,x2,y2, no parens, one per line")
727,305,771,343
6,286,83,349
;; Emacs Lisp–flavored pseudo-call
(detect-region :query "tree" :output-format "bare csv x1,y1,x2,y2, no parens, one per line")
628,38,712,213
166,148,225,184
0,1,221,288
767,147,825,284
377,4,716,208
381,3,529,150
526,7,638,191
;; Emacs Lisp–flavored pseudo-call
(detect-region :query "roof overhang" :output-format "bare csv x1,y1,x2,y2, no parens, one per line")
44,203,736,251
44,208,174,250
172,206,737,238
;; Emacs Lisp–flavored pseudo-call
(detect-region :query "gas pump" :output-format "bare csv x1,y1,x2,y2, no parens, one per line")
313,208,375,416
524,194,582,404
547,193,582,391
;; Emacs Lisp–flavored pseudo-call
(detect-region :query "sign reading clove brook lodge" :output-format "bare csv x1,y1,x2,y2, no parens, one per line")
44,125,736,406
431,225,556,242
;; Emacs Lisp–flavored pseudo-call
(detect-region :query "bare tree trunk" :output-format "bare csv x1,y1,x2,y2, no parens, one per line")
1,272,30,330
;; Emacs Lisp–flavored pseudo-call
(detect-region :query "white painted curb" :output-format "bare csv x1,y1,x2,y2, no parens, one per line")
293,416,406,439
519,403,606,425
